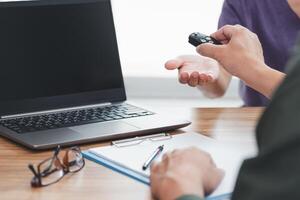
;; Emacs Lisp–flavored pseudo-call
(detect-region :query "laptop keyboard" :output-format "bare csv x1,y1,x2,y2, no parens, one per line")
0,104,154,134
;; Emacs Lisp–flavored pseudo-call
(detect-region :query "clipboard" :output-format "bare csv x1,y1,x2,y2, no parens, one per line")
83,132,256,200
83,151,231,200
84,133,172,185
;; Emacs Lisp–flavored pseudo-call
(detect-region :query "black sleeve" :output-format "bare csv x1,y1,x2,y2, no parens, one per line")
231,38,300,200
176,195,203,200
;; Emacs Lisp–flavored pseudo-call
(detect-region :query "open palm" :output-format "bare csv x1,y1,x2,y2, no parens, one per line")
165,55,220,87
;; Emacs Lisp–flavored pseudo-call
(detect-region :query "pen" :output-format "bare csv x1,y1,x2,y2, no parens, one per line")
142,145,164,171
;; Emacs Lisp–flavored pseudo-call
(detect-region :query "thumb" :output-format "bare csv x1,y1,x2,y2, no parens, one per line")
196,43,224,62
165,59,185,70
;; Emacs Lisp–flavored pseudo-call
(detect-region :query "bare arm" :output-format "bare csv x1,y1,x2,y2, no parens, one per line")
239,61,285,98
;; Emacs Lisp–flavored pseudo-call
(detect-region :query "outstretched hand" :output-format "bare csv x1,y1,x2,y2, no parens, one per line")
165,55,221,87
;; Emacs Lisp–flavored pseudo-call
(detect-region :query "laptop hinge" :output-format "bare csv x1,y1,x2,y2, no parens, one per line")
0,102,112,120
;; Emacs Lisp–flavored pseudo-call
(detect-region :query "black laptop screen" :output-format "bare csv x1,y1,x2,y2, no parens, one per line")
0,0,126,115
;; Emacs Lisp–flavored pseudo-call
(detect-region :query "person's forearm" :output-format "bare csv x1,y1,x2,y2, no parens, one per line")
239,61,286,99
197,66,232,98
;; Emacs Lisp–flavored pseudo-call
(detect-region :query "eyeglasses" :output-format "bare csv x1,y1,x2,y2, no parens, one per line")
28,146,85,187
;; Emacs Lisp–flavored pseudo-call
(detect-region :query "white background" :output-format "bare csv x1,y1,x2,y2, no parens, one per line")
112,0,224,77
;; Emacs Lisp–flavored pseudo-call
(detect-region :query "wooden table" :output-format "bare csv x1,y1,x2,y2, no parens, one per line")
0,108,263,200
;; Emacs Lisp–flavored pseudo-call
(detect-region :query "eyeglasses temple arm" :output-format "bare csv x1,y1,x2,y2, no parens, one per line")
28,164,39,177
40,146,61,175
54,145,61,157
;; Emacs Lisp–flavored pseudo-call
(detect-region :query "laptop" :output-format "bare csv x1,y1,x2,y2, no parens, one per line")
0,0,190,150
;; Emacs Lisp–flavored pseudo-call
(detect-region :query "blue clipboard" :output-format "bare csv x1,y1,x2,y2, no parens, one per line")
83,151,232,200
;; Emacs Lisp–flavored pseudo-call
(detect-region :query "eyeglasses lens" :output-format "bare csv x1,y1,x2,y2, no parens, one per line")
39,157,64,186
67,149,84,172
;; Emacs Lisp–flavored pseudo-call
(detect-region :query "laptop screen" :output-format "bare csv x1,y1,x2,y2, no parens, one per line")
0,0,126,116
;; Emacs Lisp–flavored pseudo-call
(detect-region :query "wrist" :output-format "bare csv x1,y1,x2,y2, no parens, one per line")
236,58,267,82
239,60,284,98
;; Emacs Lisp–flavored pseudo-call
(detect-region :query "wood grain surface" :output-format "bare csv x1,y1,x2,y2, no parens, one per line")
0,108,263,200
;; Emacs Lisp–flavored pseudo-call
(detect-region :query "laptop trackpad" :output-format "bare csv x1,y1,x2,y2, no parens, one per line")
69,121,139,137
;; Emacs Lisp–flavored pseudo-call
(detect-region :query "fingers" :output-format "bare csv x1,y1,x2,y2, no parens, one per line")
206,74,213,82
151,147,224,199
196,43,225,62
166,55,218,87
199,74,211,85
211,24,241,42
150,154,173,199
179,72,189,84
165,59,185,70
150,162,160,199
150,161,160,173
189,72,199,87
198,24,244,60
179,72,212,87
154,152,172,174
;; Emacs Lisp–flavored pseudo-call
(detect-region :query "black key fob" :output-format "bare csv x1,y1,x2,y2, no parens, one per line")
189,32,221,47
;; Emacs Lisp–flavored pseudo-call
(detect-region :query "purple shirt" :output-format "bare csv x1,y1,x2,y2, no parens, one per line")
219,0,300,106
